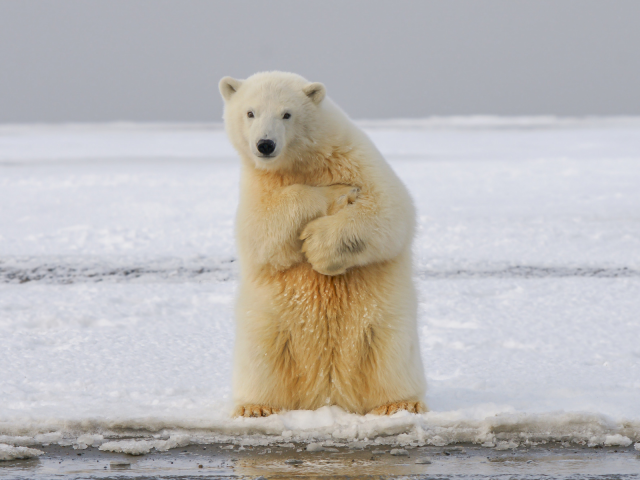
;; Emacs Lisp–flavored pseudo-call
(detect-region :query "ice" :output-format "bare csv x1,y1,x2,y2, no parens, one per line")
0,119,639,450
495,441,519,451
99,440,156,456
604,434,633,447
390,448,409,456
0,123,234,162
74,434,104,449
99,434,190,455
0,443,43,461
306,443,325,452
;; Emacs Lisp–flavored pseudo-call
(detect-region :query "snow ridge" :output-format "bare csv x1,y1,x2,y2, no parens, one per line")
0,256,236,284
0,407,638,451
2,257,637,285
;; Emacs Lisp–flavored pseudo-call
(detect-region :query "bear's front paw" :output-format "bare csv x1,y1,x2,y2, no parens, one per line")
234,404,281,417
369,401,427,415
323,185,360,215
300,216,357,276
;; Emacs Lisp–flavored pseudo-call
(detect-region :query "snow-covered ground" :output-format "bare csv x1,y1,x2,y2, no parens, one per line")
1,119,639,454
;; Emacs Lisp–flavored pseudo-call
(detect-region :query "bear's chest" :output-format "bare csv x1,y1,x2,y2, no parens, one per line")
260,263,383,409
274,263,376,322
268,263,380,362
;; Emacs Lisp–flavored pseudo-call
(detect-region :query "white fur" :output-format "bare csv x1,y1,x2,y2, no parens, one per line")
220,71,426,416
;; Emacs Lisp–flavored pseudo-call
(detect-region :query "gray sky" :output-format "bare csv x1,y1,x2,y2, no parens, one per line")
1,0,639,123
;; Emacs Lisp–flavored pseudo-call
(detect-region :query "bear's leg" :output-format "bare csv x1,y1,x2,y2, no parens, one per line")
232,286,301,416
368,401,427,415
233,404,281,417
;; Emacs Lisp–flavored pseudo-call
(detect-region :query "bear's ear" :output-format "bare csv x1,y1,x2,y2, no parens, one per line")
219,77,243,102
303,82,326,105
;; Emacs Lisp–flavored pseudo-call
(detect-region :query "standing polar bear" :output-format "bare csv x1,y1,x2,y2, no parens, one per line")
219,71,426,417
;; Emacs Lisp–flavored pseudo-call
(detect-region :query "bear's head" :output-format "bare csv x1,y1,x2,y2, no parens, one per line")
219,71,330,171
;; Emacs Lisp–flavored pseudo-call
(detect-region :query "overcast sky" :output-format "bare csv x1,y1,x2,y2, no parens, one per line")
1,0,639,123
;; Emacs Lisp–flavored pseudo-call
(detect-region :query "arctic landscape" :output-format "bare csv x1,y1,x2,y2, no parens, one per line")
1,118,639,477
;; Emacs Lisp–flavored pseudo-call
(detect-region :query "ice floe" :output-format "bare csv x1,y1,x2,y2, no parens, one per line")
1,121,639,452
0,443,44,461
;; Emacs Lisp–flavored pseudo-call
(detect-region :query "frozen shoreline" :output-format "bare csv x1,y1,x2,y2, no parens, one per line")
1,406,639,453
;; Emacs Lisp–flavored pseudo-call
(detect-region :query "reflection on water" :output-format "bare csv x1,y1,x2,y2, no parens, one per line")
1,443,639,479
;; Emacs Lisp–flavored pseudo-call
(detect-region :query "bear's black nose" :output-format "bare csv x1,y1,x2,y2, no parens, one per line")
257,139,276,156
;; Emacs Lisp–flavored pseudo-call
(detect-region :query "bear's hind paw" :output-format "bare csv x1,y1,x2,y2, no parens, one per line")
234,404,281,418
369,401,427,415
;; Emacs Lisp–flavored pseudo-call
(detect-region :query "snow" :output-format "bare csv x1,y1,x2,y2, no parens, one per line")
306,442,325,452
74,433,104,449
0,443,43,461
0,119,639,451
603,434,633,447
390,448,409,456
99,434,190,455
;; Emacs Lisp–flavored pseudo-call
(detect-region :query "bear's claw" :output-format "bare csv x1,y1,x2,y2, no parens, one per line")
327,187,360,215
369,401,427,415
234,404,281,417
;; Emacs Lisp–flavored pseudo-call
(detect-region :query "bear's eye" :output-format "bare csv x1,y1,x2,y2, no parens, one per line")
283,113,291,120
247,111,254,118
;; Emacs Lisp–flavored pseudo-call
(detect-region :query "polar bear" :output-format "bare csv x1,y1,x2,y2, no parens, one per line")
219,71,426,417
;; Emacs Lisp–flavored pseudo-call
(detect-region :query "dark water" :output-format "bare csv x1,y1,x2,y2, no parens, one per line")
1,443,639,479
